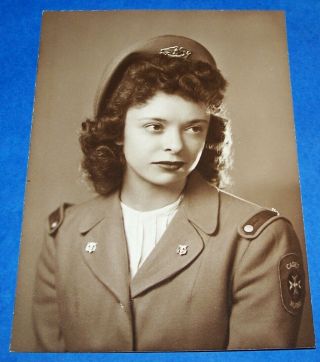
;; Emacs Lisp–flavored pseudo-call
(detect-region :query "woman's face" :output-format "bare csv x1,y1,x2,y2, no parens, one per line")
122,91,210,190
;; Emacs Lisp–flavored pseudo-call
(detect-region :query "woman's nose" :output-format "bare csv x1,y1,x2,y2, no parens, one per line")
163,129,184,153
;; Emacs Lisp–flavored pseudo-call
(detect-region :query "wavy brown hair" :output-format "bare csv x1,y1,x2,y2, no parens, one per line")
80,53,231,196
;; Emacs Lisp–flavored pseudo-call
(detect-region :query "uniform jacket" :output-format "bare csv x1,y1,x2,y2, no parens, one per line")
33,172,305,352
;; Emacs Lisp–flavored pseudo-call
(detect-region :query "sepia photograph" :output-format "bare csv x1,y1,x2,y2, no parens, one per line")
10,11,314,352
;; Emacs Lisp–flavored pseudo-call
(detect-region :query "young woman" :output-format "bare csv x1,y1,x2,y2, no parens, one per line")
33,35,305,352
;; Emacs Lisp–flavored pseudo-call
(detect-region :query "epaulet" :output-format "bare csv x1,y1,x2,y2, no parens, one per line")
48,203,73,235
238,208,281,240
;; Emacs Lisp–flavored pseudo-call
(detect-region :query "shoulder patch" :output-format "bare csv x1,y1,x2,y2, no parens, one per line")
279,253,305,315
48,203,73,235
238,208,280,240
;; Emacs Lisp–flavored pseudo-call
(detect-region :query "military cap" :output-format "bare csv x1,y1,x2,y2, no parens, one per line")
94,34,218,118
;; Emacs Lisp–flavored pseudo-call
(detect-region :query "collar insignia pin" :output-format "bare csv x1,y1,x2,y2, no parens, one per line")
176,244,189,256
85,241,97,254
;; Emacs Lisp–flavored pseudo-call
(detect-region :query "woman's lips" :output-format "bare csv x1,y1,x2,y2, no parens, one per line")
152,161,185,171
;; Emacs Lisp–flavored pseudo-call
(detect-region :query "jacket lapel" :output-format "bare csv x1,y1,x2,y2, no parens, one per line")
79,172,219,301
131,172,219,298
130,209,204,298
80,194,131,304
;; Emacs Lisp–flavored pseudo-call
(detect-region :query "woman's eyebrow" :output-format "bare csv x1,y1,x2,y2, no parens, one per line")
138,118,209,124
185,119,210,125
138,117,167,123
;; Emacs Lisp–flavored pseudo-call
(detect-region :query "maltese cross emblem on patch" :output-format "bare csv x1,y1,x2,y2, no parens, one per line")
288,274,302,296
279,253,305,315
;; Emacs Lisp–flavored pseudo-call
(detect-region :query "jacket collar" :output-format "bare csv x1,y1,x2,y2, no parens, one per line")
80,192,131,305
78,172,219,236
130,173,220,298
78,195,116,234
79,172,220,300
182,171,219,235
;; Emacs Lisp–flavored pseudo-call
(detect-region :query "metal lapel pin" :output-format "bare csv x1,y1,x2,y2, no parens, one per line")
176,244,189,256
85,241,97,254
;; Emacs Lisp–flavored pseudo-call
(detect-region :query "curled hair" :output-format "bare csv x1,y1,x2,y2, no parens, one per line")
80,53,232,195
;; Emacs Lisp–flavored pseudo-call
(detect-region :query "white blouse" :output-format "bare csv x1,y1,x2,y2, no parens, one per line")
120,196,182,278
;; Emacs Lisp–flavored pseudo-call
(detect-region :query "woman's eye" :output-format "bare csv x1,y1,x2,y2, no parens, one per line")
186,125,203,134
144,123,163,132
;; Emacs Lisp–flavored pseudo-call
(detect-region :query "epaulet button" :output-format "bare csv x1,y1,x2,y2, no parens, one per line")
48,203,73,235
238,208,280,240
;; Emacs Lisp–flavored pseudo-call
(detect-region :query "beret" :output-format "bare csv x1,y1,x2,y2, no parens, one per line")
94,34,218,118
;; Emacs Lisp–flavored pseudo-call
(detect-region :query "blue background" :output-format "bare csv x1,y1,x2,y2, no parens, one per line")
1,0,319,361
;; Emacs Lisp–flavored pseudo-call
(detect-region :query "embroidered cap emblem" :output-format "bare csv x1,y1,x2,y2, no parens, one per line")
85,241,97,254
279,253,305,315
176,244,189,256
160,45,192,59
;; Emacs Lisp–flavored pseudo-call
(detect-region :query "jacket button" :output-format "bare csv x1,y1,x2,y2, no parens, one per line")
119,303,125,309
